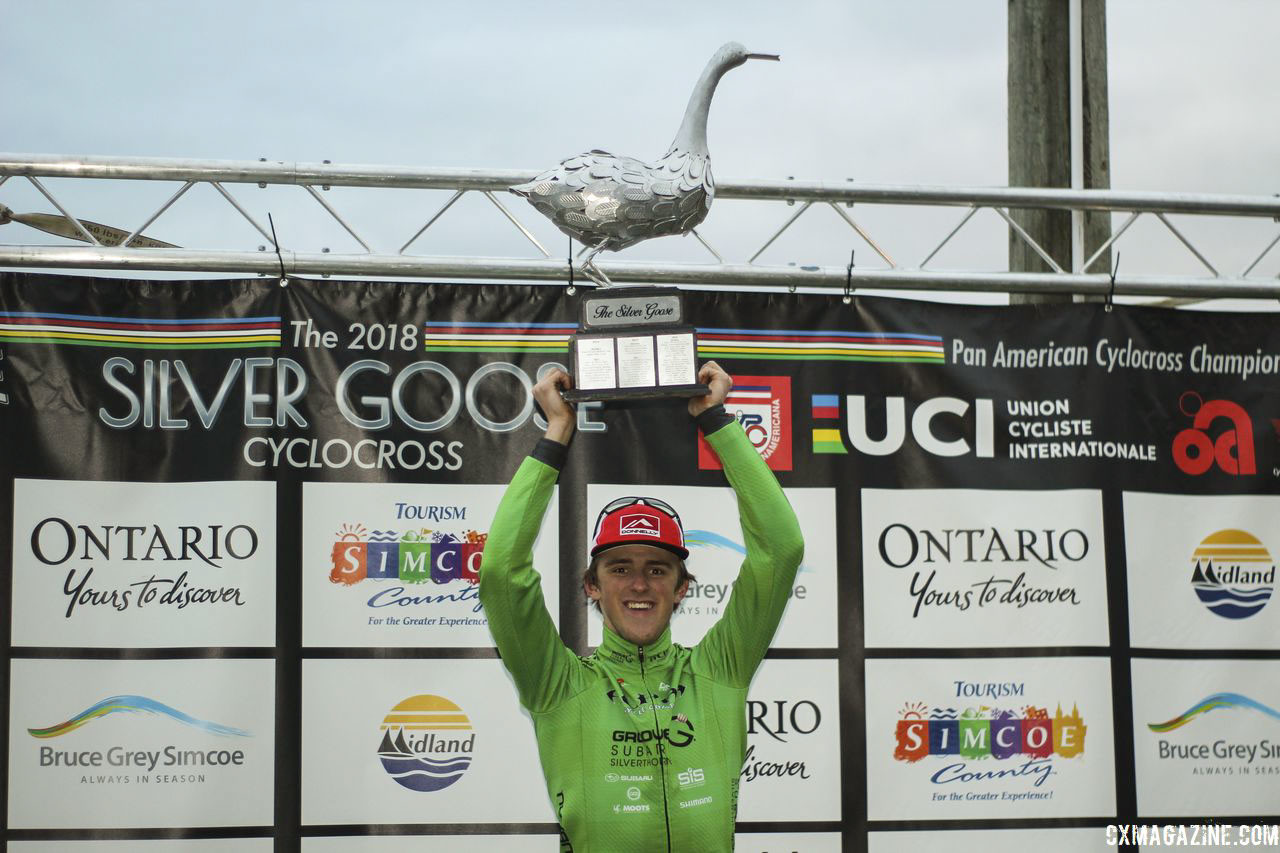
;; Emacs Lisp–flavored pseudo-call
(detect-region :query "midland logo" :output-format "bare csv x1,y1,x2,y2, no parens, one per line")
1188,530,1275,620
329,507,489,624
376,695,476,792
1148,693,1280,777
30,694,251,784
893,681,1086,796
1173,392,1256,476
699,376,792,471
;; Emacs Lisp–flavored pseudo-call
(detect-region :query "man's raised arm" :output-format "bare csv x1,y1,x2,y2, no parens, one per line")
690,362,805,686
478,368,579,712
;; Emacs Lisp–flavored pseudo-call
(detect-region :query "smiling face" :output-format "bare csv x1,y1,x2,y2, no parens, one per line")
584,544,690,648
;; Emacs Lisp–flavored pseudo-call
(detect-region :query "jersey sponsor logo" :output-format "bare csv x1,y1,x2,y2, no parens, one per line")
613,803,650,813
676,766,706,788
611,718,695,749
376,694,475,792
625,786,641,800
605,772,653,783
678,795,713,809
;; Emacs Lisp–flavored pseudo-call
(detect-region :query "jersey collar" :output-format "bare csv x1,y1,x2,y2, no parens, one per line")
598,624,674,667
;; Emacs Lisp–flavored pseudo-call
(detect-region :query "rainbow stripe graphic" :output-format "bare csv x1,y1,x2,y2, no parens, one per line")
419,323,947,364
28,695,251,739
811,394,847,455
0,311,280,349
423,321,574,354
1147,693,1280,733
697,328,945,364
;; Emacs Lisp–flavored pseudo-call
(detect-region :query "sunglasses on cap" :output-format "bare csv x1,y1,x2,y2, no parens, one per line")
592,496,681,538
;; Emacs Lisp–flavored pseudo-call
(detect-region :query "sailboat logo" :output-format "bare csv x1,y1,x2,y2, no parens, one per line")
1189,529,1275,620
376,694,476,792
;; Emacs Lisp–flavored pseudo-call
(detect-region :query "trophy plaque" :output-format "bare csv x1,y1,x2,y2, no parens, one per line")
560,286,709,403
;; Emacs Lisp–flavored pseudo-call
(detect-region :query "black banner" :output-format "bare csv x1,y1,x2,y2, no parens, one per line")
2,271,1277,851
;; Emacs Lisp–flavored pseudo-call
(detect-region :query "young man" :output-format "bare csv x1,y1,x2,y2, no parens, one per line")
479,362,804,853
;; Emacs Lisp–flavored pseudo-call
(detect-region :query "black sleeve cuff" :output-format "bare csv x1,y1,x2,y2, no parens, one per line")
694,403,734,436
531,437,569,470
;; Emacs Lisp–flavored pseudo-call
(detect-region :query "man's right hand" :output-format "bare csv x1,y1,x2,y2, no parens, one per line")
533,368,576,445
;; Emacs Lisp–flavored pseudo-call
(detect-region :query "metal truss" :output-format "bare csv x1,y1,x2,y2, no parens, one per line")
2,153,1280,300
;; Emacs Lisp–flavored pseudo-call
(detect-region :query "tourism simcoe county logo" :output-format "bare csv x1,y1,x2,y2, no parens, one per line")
376,695,476,792
1188,529,1275,620
330,524,486,586
893,700,1085,790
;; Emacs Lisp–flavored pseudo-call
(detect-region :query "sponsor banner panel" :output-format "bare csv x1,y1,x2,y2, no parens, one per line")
697,375,794,472
735,832,842,852
738,658,841,822
12,479,276,648
8,658,274,829
11,842,274,852
1123,493,1280,650
302,481,558,647
1131,658,1280,817
301,658,553,825
302,837,558,852
862,488,1109,648
868,828,1113,852
865,656,1115,820
586,485,838,648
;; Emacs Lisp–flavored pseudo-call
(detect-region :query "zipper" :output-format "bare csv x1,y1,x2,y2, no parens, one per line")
639,644,673,853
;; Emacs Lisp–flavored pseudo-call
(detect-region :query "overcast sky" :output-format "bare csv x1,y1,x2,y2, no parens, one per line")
3,0,1279,308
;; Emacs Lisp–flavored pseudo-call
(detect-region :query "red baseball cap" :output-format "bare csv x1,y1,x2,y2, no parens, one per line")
591,497,688,559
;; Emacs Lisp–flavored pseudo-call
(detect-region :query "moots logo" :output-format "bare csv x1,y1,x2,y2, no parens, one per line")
1189,530,1275,620
1173,392,1256,476
376,695,475,792
699,376,792,471
893,686,1086,791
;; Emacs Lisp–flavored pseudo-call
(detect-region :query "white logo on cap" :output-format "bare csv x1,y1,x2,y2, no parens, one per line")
619,513,661,538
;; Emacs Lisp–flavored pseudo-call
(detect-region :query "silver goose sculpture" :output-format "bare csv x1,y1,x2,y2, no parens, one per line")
511,41,779,285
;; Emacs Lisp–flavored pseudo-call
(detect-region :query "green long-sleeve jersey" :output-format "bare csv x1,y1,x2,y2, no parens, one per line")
479,420,804,852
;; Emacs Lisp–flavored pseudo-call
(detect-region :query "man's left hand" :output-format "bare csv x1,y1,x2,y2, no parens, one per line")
688,361,732,417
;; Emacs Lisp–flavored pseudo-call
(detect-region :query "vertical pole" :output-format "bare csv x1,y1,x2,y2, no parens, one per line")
1008,0,1110,303
1081,0,1113,277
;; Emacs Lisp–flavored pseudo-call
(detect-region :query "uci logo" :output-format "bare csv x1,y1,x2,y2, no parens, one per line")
1172,392,1256,476
847,395,994,458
